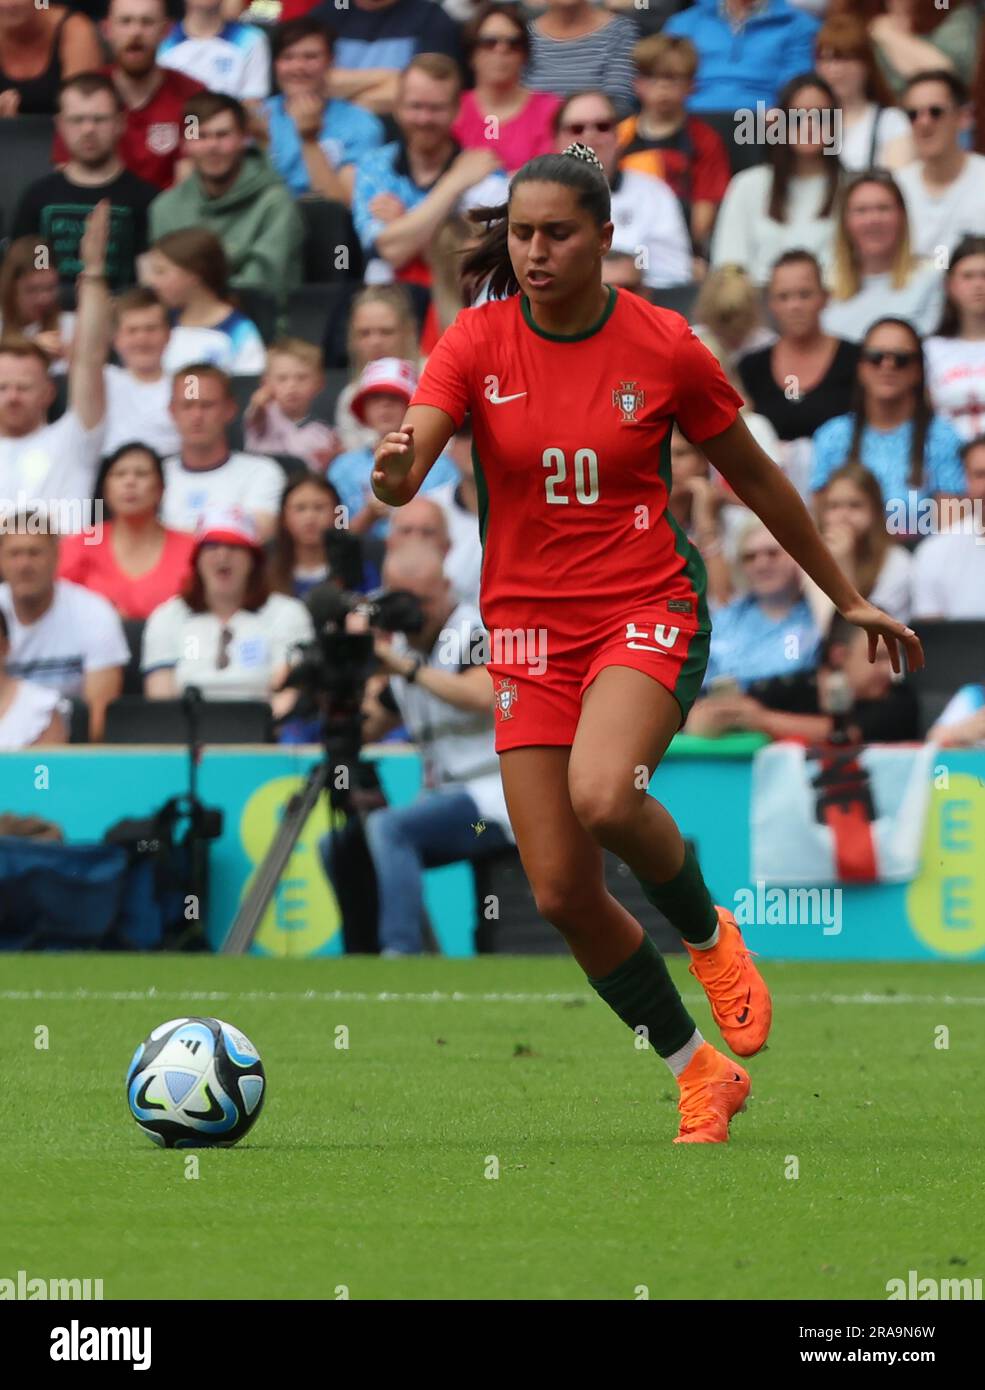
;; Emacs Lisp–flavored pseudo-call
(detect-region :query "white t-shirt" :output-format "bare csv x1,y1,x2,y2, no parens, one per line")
157,21,271,100
103,365,180,458
711,165,837,287
387,601,513,842
821,265,944,343
426,479,482,608
0,579,130,696
141,591,314,700
911,530,985,619
923,336,985,442
895,154,985,259
161,452,286,532
0,678,69,748
838,105,910,172
610,168,691,289
868,543,913,623
0,410,104,526
163,318,266,378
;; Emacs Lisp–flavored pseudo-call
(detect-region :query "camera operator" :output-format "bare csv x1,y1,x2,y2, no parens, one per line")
319,538,514,956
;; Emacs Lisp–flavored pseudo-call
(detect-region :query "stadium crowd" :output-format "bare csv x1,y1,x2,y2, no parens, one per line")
2,0,985,946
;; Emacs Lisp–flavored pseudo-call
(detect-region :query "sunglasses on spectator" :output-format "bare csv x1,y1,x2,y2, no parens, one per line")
860,349,920,368
904,104,951,123
474,35,525,52
560,120,615,136
816,48,867,62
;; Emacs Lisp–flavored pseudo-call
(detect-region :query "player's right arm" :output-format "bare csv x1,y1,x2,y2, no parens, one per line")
371,405,456,507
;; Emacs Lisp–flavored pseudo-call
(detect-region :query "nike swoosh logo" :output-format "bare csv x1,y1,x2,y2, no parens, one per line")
736,990,752,1025
487,392,527,405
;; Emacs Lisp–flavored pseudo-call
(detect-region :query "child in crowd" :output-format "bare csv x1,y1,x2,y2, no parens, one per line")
244,338,338,472
104,287,180,458
141,228,265,376
157,0,271,101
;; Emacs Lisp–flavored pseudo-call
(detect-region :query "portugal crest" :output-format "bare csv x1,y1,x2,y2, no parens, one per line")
494,677,518,720
613,381,645,423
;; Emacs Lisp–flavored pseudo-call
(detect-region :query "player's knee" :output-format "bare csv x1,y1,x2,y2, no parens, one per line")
569,779,636,843
532,876,589,928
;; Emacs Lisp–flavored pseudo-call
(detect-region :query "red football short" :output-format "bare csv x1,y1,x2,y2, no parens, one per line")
485,600,710,753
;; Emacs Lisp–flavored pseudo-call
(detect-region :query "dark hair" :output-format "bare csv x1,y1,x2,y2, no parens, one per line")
270,16,335,63
767,73,841,224
184,91,248,132
93,442,165,519
848,317,930,490
459,147,611,302
114,285,168,325
152,227,229,300
552,87,617,138
0,607,7,643
934,234,985,337
171,361,235,402
961,431,985,465
0,236,60,334
183,547,270,615
268,473,341,595
902,67,969,107
463,3,529,66
59,71,123,110
768,248,825,285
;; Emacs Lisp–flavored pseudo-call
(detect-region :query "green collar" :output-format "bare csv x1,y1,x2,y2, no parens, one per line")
520,284,618,342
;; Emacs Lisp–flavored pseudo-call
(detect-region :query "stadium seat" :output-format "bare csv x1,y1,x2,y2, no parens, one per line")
65,696,90,744
298,198,364,283
286,282,357,360
648,282,700,321
226,374,261,449
122,619,145,697
48,374,69,423
310,367,351,423
104,696,274,744
909,621,985,735
235,286,278,344
697,110,769,176
270,452,308,482
0,116,56,237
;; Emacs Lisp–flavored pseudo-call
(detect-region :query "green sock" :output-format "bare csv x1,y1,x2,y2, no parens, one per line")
587,931,696,1057
636,844,718,946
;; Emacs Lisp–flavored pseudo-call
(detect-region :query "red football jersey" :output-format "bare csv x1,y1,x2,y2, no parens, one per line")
411,287,743,641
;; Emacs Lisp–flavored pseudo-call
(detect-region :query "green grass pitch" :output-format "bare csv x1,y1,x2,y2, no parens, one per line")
2,953,983,1301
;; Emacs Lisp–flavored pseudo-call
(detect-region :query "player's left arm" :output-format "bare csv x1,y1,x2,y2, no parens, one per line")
699,415,925,673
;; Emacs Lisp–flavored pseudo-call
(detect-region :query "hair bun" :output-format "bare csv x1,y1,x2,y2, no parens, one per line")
562,141,605,172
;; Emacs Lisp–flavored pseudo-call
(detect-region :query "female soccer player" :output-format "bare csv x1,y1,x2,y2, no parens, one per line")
371,145,925,1144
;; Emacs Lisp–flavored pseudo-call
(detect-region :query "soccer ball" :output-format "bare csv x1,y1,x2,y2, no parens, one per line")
126,1017,265,1148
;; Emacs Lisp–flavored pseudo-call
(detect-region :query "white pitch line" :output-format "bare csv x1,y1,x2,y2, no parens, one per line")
1,989,985,1006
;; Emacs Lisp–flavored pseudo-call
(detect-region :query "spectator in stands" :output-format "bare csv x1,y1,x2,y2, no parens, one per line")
142,227,266,376
308,0,464,116
0,202,111,521
822,170,943,342
924,235,985,442
453,4,559,171
104,287,179,458
0,516,129,741
330,357,457,539
335,285,420,453
686,612,920,742
616,33,730,267
58,443,196,620
554,90,692,292
157,0,271,100
0,0,102,115
929,682,985,747
804,461,912,638
685,517,821,734
261,17,384,203
0,606,67,747
810,316,966,520
911,434,985,619
318,538,511,957
663,0,820,114
101,0,205,191
351,54,503,285
814,13,912,171
666,426,739,609
244,338,337,471
693,264,775,377
149,91,303,311
525,0,637,118
894,70,985,260
0,236,75,375
268,473,365,600
740,250,859,444
425,417,481,608
710,73,841,287
13,74,158,293
835,0,982,97
142,507,314,714
162,363,285,538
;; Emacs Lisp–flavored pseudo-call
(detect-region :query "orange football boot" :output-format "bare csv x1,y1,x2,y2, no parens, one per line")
673,1041,751,1144
686,907,772,1057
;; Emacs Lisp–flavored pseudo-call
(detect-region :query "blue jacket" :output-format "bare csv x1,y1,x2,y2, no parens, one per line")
664,0,821,112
